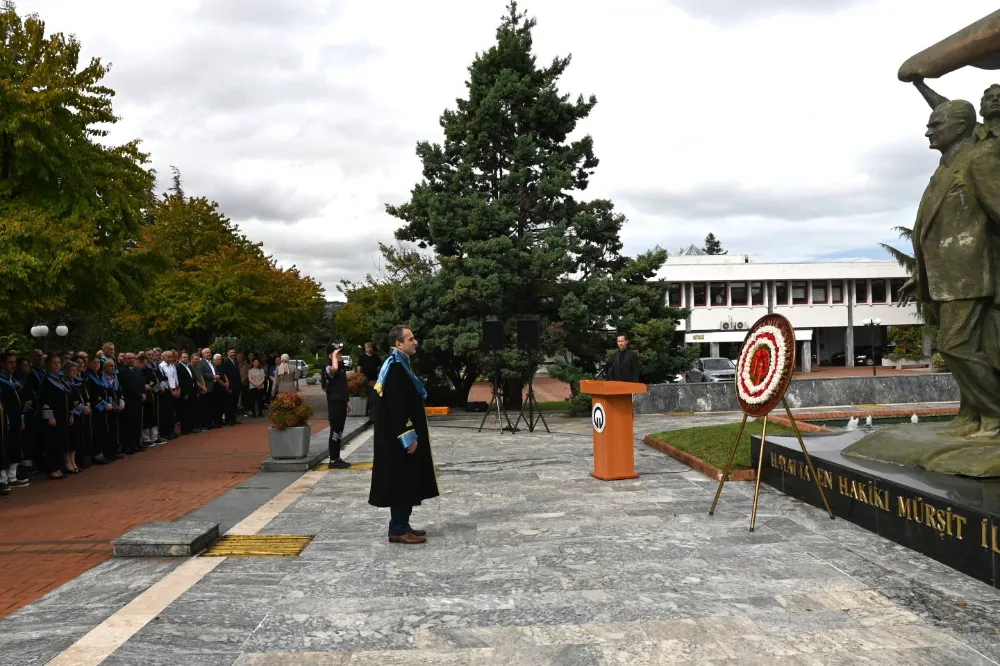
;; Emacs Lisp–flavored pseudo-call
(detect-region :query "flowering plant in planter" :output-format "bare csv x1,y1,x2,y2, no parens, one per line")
348,370,369,397
268,392,313,431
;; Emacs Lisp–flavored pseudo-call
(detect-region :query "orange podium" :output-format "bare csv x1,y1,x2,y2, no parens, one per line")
579,380,647,481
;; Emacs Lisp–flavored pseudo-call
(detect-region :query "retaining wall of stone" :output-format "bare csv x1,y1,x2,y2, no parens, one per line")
633,373,959,414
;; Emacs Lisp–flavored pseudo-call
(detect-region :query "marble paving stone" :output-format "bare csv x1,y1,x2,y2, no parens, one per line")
24,416,1000,666
112,520,220,557
101,646,240,666
233,653,351,666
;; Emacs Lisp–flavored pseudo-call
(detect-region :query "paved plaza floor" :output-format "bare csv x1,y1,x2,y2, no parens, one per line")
3,414,1000,665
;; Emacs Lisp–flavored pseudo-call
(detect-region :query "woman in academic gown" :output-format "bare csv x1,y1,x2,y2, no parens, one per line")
64,362,86,473
368,327,439,544
102,358,123,460
86,356,112,465
37,355,70,479
75,356,93,467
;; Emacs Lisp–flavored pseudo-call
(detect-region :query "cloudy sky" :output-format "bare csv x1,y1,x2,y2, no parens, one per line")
17,0,1000,296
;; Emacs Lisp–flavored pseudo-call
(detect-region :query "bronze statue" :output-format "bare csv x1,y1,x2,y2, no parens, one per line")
843,10,1000,475
897,101,1000,440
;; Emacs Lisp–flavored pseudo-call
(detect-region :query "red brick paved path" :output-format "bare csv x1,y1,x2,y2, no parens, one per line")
0,419,324,619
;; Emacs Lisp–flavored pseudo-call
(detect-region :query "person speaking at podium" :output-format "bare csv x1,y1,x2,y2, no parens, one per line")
606,334,640,382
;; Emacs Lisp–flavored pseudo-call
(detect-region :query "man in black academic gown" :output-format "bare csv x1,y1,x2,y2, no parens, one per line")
606,333,641,382
368,326,439,545
118,353,148,454
358,342,381,421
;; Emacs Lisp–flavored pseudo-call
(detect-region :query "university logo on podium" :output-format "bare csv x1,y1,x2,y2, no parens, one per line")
591,403,606,434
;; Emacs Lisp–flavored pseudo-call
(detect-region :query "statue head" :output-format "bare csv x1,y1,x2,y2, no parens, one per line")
926,100,976,151
981,84,1000,120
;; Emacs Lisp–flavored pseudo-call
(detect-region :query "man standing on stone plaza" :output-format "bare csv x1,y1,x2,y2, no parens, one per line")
222,349,243,426
358,342,381,422
118,353,147,454
322,344,351,470
606,333,640,382
368,326,439,545
899,99,1000,439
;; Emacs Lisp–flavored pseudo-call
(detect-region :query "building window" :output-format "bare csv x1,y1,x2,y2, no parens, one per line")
855,280,868,304
792,281,808,305
751,281,764,306
710,282,727,306
871,279,887,303
889,278,907,303
692,282,707,307
811,281,828,304
668,283,682,308
775,281,789,305
831,280,844,304
730,282,748,306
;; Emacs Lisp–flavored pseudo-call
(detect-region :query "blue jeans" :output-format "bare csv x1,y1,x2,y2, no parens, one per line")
389,505,413,536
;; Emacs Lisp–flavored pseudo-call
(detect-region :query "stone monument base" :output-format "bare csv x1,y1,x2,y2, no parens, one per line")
751,431,1000,588
842,422,1000,478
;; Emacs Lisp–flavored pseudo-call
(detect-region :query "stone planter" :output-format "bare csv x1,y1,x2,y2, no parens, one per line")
268,424,311,459
349,396,367,416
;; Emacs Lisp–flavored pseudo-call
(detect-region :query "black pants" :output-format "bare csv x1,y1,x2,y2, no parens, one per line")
328,398,348,460
224,387,239,424
389,506,413,536
122,406,142,451
158,392,175,437
248,388,265,416
177,394,196,432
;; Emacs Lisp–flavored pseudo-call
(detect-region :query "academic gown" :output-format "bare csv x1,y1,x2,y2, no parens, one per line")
104,375,122,454
38,374,72,468
86,372,109,456
140,366,159,430
0,373,24,468
22,367,44,462
77,379,94,460
368,361,439,508
67,381,85,453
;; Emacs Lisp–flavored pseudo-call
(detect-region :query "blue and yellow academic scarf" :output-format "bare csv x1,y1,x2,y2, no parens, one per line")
374,349,427,400
0,371,20,391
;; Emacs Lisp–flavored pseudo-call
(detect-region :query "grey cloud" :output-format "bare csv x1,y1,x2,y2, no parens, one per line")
192,179,326,224
260,230,392,292
321,42,385,67
190,0,341,29
621,140,937,223
669,0,863,25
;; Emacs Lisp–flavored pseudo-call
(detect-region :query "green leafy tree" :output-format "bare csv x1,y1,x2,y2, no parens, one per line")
0,2,156,329
703,233,726,255
387,3,688,404
127,179,325,346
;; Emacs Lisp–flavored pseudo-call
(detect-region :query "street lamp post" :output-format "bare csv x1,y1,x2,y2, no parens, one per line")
861,318,881,377
29,321,69,352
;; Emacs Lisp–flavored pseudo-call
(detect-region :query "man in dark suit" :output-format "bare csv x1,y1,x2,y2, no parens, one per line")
222,349,242,426
358,342,381,421
176,352,199,434
118,353,148,454
606,333,640,382
198,348,218,429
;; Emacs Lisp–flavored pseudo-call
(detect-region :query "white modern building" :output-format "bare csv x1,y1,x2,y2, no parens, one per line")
657,246,922,371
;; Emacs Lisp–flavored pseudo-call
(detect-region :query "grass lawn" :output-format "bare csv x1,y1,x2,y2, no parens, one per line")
536,400,571,411
651,420,798,470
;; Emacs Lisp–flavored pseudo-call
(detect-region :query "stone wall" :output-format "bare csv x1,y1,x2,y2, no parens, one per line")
634,373,959,414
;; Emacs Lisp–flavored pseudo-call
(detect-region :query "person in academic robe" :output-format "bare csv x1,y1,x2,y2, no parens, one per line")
63,362,86,473
212,354,230,426
85,357,111,465
176,352,199,434
606,333,641,383
0,350,28,492
368,326,439,545
118,353,147,454
19,349,44,476
38,355,71,479
101,358,124,461
74,354,94,468
138,355,161,444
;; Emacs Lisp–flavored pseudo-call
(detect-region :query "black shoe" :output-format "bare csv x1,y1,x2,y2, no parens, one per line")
8,478,29,487
92,456,112,465
327,459,350,470
18,465,35,479
0,483,10,496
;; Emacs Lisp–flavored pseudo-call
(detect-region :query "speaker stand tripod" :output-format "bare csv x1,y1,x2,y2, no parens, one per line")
514,376,550,433
478,372,514,433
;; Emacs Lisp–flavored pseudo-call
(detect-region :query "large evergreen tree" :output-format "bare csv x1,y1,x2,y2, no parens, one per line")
387,3,688,403
0,2,156,329
703,233,726,255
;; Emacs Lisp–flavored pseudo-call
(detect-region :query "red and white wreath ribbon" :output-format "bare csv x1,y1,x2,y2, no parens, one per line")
736,325,787,405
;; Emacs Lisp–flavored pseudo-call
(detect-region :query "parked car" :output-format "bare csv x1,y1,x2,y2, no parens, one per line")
685,357,737,383
830,348,886,367
291,359,309,379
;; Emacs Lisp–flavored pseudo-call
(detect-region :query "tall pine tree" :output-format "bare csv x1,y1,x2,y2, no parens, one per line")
703,233,726,255
388,3,688,403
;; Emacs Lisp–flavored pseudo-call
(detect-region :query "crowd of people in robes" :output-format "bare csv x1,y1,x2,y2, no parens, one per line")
0,342,305,494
